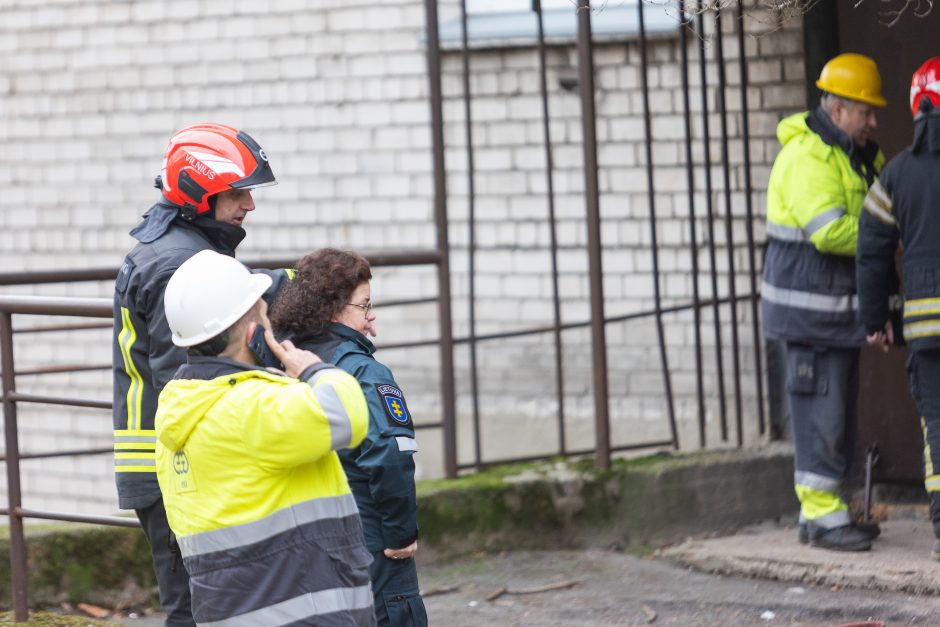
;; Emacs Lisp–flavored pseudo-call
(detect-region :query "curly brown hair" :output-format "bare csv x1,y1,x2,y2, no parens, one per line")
269,248,372,337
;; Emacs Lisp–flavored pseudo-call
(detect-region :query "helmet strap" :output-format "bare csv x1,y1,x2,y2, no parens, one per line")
187,331,230,358
179,203,198,222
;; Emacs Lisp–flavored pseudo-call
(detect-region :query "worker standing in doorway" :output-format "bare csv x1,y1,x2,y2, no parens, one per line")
761,53,886,551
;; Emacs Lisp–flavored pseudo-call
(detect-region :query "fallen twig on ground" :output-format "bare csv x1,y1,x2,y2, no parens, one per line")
421,585,460,598
486,579,580,602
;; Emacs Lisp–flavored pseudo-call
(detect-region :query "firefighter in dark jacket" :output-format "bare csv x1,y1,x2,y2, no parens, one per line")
761,53,886,552
857,57,940,560
112,123,284,626
270,248,428,627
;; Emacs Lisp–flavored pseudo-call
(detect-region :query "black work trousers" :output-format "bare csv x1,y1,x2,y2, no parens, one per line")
136,498,195,627
907,350,940,539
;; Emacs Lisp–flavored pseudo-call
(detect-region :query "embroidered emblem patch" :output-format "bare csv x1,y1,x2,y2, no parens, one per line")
378,384,412,427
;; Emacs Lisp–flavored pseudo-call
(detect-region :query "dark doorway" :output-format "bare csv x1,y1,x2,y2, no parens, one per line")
839,3,940,484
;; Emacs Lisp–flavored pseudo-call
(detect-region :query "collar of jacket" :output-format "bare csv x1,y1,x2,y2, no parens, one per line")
912,102,940,154
807,106,880,186
291,323,375,356
176,355,266,381
129,201,246,254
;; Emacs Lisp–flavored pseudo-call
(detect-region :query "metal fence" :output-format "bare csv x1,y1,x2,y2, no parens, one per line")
423,0,766,469
0,0,771,618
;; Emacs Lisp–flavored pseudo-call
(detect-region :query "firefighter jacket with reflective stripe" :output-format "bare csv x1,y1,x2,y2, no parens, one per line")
857,108,940,352
761,109,884,347
155,356,374,627
112,203,287,510
295,323,420,554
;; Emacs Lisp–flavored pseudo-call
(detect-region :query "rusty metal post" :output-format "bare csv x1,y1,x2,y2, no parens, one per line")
458,0,483,470
637,0,679,450
736,0,766,436
576,0,611,470
534,0,567,455
679,13,707,448
1,312,29,621
424,0,459,478
714,8,744,447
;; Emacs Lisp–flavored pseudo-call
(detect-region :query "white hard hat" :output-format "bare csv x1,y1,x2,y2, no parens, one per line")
164,250,272,347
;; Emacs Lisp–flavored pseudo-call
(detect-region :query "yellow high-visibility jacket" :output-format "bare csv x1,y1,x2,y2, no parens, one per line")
761,111,884,347
155,356,375,626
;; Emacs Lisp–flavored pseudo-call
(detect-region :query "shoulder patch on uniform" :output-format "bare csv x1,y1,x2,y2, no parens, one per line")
378,384,412,427
115,259,135,294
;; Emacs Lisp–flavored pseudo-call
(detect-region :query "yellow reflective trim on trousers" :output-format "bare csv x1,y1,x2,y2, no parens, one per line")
794,484,847,521
118,307,144,431
903,320,940,340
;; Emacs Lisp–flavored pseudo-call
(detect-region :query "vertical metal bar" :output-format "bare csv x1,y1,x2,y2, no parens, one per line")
534,0,567,455
736,0,766,436
1,312,29,621
458,0,483,469
679,12,706,449
637,0,678,449
696,4,728,442
576,0,610,470
714,8,744,447
424,0,458,478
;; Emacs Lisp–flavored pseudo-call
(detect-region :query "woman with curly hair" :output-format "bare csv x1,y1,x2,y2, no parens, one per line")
270,248,428,627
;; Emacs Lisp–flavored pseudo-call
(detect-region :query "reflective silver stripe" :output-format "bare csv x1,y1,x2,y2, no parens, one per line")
395,436,418,452
202,584,373,627
761,280,857,314
766,222,807,243
114,435,157,444
905,320,940,340
804,207,845,236
114,458,155,467
863,194,897,227
868,180,893,212
177,493,359,558
794,470,839,492
309,379,353,450
926,476,940,492
804,509,851,529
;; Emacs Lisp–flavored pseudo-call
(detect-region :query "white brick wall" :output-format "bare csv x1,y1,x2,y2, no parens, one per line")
0,0,804,512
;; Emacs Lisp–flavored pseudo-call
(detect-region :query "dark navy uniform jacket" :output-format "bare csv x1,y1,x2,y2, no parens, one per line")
295,323,419,553
112,201,288,510
857,106,940,352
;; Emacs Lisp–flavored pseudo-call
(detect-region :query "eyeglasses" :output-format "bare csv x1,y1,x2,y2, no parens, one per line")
346,301,373,314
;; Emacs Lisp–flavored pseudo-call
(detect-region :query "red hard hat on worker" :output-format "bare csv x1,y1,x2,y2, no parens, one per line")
159,123,276,214
910,57,940,117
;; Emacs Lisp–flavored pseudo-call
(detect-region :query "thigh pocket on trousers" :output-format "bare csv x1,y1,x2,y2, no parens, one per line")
787,346,827,395
383,591,428,627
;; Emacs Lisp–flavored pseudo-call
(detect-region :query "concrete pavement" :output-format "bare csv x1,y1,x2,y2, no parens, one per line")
665,516,940,595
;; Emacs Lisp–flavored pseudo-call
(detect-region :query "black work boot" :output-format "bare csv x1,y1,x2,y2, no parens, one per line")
799,520,880,544
806,523,872,552
929,493,940,560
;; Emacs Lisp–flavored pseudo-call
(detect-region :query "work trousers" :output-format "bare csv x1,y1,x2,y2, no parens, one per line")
370,550,428,627
136,498,195,627
907,350,940,539
786,343,860,529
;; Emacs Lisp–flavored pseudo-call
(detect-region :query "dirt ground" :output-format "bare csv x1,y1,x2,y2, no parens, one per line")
417,548,940,626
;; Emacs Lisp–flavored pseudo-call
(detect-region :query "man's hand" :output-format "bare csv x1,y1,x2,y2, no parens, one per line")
866,320,895,353
383,540,417,561
264,328,321,378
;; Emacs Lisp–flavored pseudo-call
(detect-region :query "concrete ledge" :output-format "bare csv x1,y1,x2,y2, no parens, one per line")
417,445,796,556
0,446,796,607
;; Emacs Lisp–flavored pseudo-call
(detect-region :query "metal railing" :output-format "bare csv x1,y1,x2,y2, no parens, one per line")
0,251,456,621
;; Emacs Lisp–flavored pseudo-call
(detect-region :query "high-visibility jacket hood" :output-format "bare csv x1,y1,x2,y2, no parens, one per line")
155,358,256,451
776,111,810,146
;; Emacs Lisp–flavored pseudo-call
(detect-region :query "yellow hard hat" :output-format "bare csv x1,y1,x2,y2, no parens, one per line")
816,53,886,107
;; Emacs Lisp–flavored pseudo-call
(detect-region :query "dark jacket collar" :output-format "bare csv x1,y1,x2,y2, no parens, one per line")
129,200,246,254
807,106,880,186
291,323,375,356
175,355,265,381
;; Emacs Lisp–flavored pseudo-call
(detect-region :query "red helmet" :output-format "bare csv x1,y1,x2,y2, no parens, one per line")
910,57,940,117
159,123,276,214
